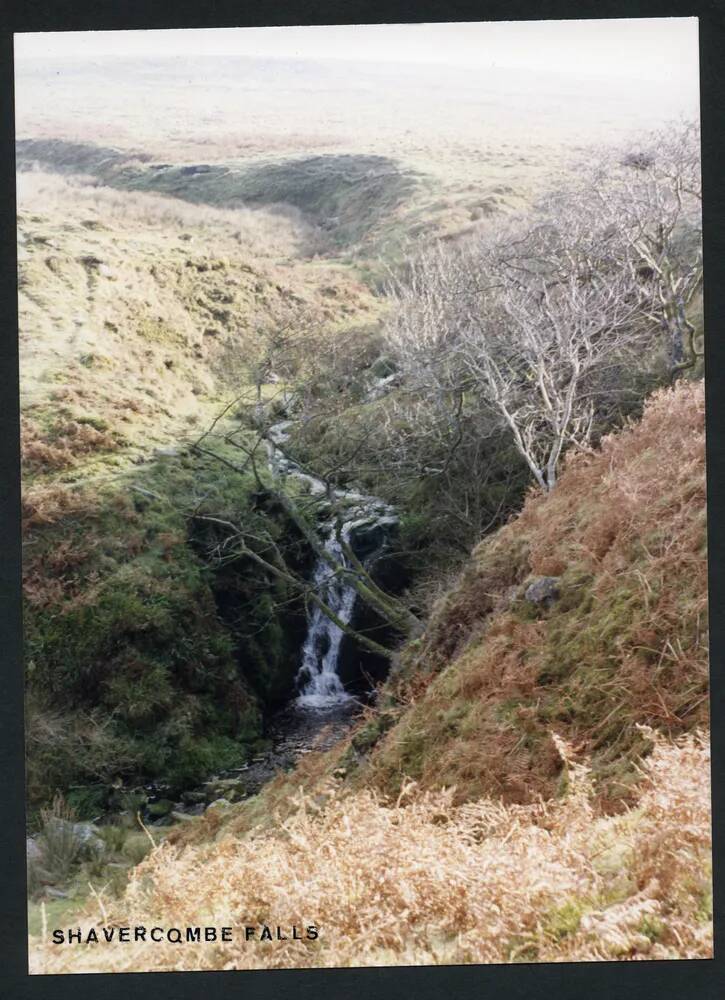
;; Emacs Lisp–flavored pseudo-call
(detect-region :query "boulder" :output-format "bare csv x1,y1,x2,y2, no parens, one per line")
42,819,105,857
524,576,561,608
202,778,246,803
170,811,199,823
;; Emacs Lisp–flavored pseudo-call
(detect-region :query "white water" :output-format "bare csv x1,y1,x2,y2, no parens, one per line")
265,420,396,708
296,527,357,707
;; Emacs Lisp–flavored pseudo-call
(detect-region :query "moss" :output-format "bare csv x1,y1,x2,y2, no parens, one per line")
165,735,251,790
146,799,175,819
543,900,584,940
350,712,397,757
23,432,313,809
639,914,666,943
137,316,187,347
505,936,540,962
76,414,110,432
695,885,713,923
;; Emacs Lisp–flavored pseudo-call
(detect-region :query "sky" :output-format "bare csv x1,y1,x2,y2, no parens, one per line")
15,19,699,87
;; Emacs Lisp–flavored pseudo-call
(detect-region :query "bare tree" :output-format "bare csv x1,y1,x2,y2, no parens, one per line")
385,121,702,493
459,269,646,490
583,120,703,373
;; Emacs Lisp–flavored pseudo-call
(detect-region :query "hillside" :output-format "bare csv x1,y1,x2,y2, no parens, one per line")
359,381,708,808
18,169,381,815
28,379,712,972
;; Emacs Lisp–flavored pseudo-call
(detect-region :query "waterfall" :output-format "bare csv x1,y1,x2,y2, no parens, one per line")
264,420,396,709
296,527,357,707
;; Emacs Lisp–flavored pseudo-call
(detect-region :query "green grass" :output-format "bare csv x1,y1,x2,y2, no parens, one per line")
24,427,314,810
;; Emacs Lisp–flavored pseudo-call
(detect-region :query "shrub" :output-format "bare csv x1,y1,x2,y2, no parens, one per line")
36,795,86,884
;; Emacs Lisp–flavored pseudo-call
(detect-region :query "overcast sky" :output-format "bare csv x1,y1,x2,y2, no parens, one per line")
15,19,699,87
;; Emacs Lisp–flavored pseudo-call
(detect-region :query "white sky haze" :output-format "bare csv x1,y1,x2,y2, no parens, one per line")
15,18,699,88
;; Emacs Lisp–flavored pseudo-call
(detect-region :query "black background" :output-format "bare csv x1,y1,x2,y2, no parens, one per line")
1,2,723,998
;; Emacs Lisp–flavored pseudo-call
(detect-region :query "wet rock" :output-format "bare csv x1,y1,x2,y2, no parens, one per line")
524,576,560,608
146,798,175,819
180,790,207,806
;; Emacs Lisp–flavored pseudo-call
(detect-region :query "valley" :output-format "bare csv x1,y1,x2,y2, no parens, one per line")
14,40,709,971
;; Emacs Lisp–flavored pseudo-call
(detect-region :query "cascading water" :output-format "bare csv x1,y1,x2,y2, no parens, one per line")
265,419,396,708
296,527,357,707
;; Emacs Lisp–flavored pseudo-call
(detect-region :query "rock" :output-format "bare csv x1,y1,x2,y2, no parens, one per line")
43,820,105,856
170,811,199,823
180,790,207,805
205,798,233,814
73,822,104,850
347,518,394,561
45,887,69,899
153,446,180,458
26,837,43,865
204,777,241,791
146,798,175,819
524,576,560,608
203,778,246,803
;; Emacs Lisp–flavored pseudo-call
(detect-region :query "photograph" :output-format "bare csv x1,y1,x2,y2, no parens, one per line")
13,17,711,974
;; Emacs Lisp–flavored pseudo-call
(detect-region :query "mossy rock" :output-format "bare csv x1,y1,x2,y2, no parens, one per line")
146,799,175,819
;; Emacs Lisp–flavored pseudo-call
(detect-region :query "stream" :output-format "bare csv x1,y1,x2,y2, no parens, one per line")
141,415,398,824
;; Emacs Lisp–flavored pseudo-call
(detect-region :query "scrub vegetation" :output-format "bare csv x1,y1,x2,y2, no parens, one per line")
30,731,711,972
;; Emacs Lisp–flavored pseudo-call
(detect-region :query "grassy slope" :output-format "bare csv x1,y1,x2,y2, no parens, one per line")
16,140,533,276
19,173,379,814
358,379,708,809
26,372,712,969
19,161,711,975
